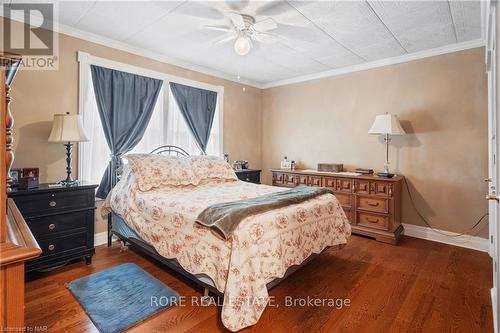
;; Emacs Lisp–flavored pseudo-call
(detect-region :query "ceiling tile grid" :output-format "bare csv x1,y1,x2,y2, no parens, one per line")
3,0,484,85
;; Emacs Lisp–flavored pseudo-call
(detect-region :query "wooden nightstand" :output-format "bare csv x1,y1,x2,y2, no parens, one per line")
8,183,98,272
235,169,261,184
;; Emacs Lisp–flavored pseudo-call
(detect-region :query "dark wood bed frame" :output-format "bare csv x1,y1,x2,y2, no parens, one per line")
106,145,320,297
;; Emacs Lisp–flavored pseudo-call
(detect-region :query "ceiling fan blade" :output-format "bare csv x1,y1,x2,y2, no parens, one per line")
213,32,237,45
229,12,246,30
203,25,233,32
251,32,277,44
250,18,278,33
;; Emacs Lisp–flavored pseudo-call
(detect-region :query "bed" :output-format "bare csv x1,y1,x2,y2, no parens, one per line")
104,146,351,331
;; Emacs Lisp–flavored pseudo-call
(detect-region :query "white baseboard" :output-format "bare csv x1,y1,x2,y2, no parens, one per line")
492,288,498,333
403,223,489,252
94,231,109,247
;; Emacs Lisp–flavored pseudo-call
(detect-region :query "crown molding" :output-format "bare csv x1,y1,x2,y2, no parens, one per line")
1,11,264,89
2,11,485,91
262,38,486,89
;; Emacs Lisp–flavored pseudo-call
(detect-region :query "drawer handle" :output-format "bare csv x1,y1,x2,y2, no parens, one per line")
48,244,55,251
49,201,57,207
367,218,379,223
367,202,380,207
48,223,56,230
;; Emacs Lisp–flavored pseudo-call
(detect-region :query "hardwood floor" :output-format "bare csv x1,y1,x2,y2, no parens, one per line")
24,235,493,332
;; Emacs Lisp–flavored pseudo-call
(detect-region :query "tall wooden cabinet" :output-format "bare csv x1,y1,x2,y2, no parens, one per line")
271,169,404,244
0,55,41,329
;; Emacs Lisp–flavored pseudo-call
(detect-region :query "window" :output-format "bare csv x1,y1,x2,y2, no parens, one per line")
78,61,222,186
166,88,220,156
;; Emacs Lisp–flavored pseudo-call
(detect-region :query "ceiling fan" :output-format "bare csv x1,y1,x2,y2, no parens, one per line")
203,13,279,56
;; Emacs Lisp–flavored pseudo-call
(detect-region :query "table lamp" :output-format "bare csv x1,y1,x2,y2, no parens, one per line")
48,112,88,186
368,113,406,178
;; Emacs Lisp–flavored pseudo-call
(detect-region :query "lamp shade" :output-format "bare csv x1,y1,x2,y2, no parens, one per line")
368,114,406,135
48,113,88,143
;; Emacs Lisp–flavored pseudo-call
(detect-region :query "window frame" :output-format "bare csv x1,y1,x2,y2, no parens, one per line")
77,51,224,180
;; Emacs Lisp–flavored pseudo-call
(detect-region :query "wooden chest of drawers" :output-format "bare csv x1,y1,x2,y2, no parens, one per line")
8,183,98,272
271,169,404,244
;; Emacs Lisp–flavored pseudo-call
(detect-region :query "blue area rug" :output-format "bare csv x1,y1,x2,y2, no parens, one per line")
68,263,180,333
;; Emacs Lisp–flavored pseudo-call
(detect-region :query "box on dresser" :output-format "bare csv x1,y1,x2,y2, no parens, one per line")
270,169,403,244
8,183,98,272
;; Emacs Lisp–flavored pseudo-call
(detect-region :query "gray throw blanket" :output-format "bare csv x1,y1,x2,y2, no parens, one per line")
196,186,333,239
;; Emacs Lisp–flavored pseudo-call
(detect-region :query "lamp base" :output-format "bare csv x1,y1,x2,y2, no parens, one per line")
376,172,395,178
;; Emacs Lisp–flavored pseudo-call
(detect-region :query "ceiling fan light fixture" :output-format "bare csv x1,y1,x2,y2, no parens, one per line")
234,35,251,56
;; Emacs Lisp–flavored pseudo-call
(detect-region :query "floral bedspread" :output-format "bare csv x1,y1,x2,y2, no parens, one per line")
105,171,351,331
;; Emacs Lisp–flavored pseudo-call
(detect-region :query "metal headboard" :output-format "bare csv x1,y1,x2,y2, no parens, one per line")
149,145,190,157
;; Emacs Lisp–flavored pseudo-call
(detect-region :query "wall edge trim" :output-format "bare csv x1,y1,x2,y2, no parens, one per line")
402,223,489,252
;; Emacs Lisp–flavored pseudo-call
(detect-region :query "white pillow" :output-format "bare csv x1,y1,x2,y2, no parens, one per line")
187,155,237,183
125,154,199,191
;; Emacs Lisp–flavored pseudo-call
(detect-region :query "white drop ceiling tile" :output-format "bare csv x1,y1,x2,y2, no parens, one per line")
354,39,406,61
58,1,97,27
316,54,364,69
179,48,297,83
291,0,405,59
74,1,180,41
368,0,457,52
253,44,329,74
449,0,482,42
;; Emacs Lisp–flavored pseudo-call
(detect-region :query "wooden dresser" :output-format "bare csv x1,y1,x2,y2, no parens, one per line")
271,169,404,244
8,184,98,272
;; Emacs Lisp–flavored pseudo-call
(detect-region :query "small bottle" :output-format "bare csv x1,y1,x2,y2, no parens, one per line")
291,160,296,170
281,156,288,169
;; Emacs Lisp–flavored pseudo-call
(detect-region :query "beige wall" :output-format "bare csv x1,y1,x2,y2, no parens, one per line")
262,47,488,237
6,20,262,234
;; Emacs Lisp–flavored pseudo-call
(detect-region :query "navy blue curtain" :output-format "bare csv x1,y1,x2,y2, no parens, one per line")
91,65,163,198
169,82,218,154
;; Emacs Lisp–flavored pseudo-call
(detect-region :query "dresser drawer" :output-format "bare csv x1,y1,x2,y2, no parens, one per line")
237,171,260,184
357,196,388,213
354,179,370,194
272,172,285,185
26,210,92,238
14,189,95,217
283,173,297,187
357,212,389,230
308,176,322,187
37,231,89,258
297,174,308,186
336,179,352,193
323,177,336,189
371,181,391,197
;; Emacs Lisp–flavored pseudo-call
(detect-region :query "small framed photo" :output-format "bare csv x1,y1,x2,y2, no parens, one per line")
10,169,20,185
23,168,39,178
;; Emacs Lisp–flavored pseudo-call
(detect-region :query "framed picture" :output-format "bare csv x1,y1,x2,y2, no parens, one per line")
22,168,39,178
10,168,20,185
